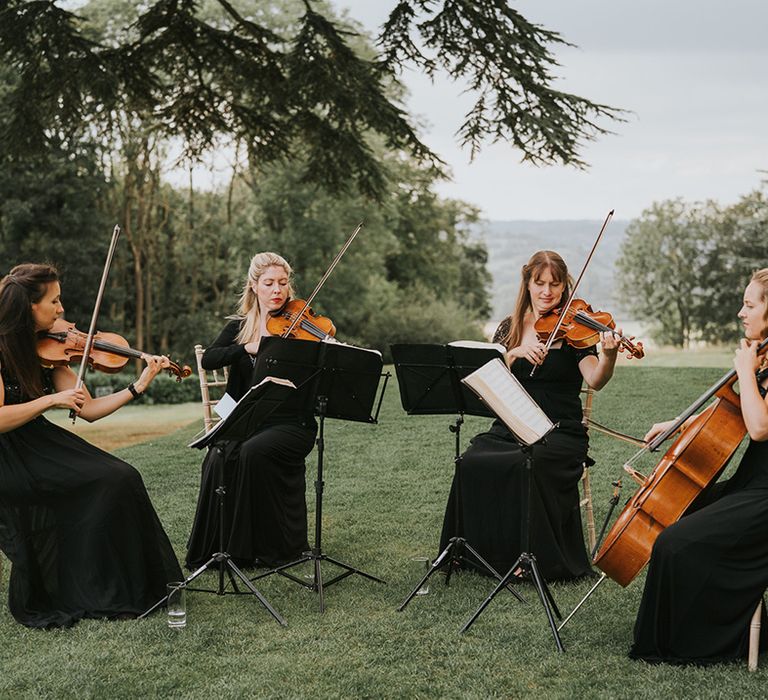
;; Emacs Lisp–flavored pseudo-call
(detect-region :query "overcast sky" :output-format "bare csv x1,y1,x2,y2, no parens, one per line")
334,0,768,220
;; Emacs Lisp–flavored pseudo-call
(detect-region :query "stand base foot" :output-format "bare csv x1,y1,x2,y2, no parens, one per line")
252,550,385,613
398,537,525,612
461,551,564,652
139,552,287,626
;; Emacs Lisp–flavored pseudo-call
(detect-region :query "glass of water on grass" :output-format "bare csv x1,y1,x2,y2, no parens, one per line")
410,556,431,595
166,582,186,629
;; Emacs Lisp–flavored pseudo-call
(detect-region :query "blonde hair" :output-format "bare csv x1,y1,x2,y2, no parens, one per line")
501,250,573,350
750,268,768,339
234,252,295,344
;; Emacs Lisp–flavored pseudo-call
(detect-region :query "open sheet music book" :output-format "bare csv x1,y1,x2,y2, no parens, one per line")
461,358,554,446
189,376,296,448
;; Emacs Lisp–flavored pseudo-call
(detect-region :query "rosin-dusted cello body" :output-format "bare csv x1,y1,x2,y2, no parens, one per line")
593,375,747,587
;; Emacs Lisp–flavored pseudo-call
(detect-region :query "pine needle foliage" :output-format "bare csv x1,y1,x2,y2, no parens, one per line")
0,0,625,199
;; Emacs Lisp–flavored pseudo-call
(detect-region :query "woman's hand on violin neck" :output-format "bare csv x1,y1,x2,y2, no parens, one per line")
136,354,171,392
643,419,678,444
599,329,621,355
49,387,87,414
508,342,547,366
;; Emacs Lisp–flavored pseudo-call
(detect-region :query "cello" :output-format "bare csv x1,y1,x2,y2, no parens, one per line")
593,336,768,586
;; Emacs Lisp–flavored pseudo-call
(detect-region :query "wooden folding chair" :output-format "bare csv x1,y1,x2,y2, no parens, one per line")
194,344,229,434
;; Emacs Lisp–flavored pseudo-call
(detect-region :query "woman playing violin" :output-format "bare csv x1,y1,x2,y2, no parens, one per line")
630,268,768,665
0,263,182,628
440,250,624,581
186,252,317,569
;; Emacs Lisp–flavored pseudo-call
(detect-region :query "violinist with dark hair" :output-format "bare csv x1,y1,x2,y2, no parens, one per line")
440,250,625,581
630,268,768,665
0,263,182,628
186,252,318,570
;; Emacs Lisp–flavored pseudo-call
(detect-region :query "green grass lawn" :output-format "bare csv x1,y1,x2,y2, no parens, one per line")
1,365,765,698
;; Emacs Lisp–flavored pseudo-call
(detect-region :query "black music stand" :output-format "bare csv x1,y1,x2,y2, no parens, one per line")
390,343,524,612
139,379,298,625
249,336,389,612
459,433,565,652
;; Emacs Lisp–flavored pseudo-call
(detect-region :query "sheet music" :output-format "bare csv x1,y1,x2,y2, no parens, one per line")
461,358,553,445
448,339,507,355
189,376,297,448
213,392,236,419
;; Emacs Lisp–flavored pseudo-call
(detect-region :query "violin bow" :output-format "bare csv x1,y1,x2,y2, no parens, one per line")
70,224,121,422
282,221,364,338
530,209,614,377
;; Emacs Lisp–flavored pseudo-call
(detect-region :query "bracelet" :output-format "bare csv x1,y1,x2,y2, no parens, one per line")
127,382,143,400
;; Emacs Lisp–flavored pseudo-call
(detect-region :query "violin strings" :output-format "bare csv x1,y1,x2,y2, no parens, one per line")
50,331,137,357
571,310,635,349
281,312,328,338
571,311,613,334
91,338,142,358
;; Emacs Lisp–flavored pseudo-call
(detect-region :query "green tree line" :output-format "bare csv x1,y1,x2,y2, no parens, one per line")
0,0,623,363
617,187,768,347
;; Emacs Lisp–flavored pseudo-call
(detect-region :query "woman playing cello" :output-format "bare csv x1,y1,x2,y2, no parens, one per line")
439,250,624,581
0,263,182,628
630,268,768,664
186,252,317,570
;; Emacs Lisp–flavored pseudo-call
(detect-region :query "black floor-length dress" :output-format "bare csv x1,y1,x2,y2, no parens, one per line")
630,378,768,664
185,320,317,569
439,322,595,582
0,369,182,628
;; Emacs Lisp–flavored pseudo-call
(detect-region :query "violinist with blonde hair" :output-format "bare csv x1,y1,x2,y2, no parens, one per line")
440,250,623,581
186,252,317,570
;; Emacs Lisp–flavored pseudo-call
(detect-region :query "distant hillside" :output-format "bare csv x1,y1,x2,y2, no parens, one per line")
473,220,629,320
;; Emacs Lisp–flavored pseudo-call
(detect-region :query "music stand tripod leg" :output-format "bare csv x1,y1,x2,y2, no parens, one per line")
254,397,385,611
399,416,524,611
140,444,287,626
459,443,565,652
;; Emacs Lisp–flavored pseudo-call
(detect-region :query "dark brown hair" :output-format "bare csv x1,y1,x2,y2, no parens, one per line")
0,263,59,399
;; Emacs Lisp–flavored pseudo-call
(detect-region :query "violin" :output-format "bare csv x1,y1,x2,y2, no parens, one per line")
534,298,645,360
262,222,361,343
38,318,192,381
266,299,336,341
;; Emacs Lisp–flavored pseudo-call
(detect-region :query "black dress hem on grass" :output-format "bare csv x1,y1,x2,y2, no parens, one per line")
439,320,596,582
0,368,183,629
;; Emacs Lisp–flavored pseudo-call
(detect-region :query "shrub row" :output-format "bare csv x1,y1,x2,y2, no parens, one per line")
85,371,202,404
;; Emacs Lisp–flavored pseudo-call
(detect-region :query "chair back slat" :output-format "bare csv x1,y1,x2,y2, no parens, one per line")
195,344,230,434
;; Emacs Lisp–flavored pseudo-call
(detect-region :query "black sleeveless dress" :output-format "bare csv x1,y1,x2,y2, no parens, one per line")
439,320,596,581
0,367,182,628
630,372,768,664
